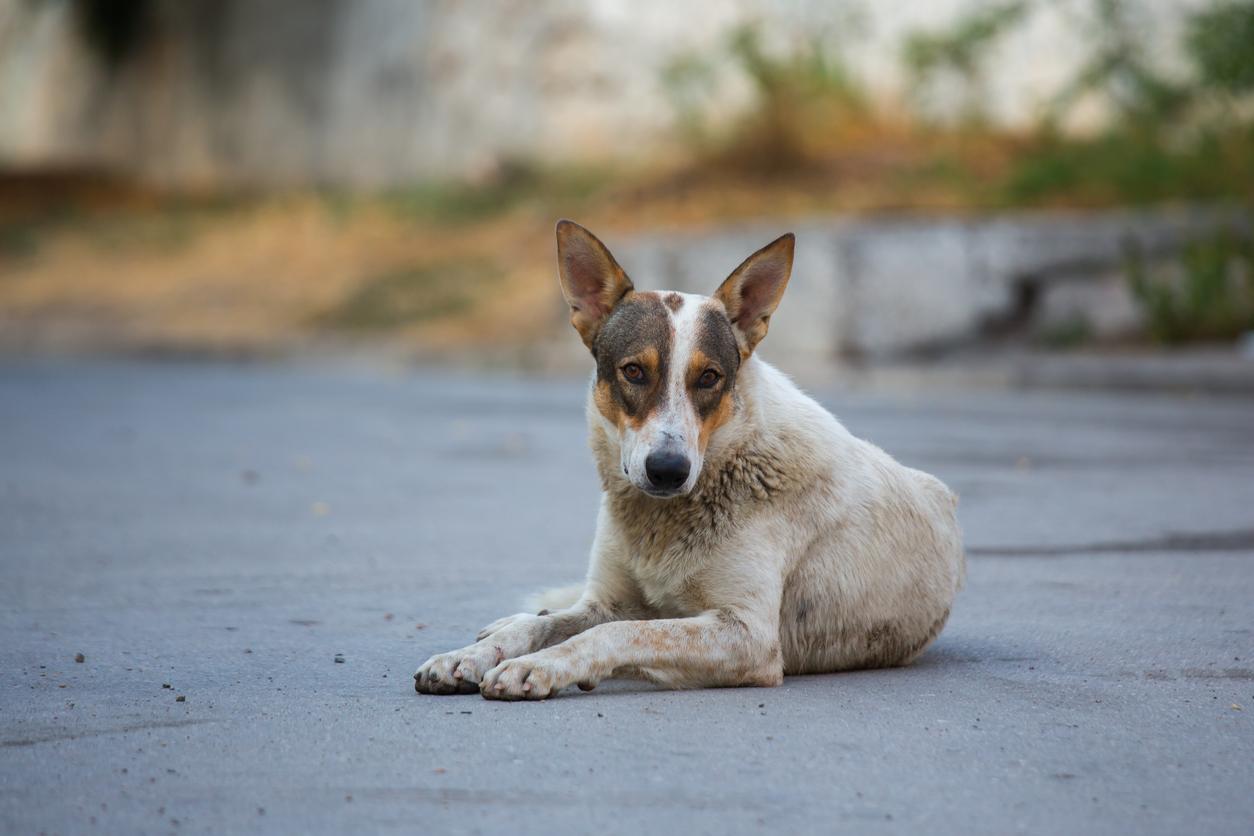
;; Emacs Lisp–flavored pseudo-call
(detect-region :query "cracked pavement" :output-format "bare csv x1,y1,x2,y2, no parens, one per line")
1,359,1252,834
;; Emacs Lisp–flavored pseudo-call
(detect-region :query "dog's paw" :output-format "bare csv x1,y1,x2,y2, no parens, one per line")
479,654,570,701
475,612,533,642
414,643,504,695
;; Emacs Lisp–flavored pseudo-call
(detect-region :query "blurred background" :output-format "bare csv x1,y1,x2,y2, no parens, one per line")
1,0,1252,385
4,9,1254,830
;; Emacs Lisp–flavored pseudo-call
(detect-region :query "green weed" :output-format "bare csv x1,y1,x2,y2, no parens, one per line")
1126,231,1254,343
317,260,502,332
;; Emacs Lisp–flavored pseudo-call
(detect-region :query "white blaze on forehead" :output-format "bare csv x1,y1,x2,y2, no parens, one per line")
664,292,707,400
656,292,707,446
605,290,712,496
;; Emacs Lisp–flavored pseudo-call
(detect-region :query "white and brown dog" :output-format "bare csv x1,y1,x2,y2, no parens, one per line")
415,220,965,700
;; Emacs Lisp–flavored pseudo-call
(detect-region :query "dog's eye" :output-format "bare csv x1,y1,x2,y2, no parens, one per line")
621,363,646,383
697,369,721,389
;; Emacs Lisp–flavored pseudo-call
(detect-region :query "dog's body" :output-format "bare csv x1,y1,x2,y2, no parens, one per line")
415,223,964,699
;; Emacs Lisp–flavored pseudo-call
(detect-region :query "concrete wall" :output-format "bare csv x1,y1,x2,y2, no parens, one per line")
0,0,1203,188
609,206,1251,362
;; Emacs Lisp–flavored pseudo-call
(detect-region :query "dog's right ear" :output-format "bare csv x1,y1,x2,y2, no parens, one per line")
556,219,634,351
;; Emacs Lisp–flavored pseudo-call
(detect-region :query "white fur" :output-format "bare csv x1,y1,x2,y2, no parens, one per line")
415,302,966,699
522,583,584,613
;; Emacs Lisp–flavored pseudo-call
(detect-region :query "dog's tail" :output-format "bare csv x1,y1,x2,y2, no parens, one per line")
523,582,585,613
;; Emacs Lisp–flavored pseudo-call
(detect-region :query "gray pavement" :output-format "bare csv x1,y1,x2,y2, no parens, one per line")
1,358,1252,835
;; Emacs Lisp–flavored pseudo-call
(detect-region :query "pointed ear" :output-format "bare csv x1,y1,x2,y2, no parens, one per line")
714,233,794,357
555,219,634,351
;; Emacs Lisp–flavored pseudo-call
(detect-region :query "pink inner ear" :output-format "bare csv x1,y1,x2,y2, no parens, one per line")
562,242,612,313
734,256,787,325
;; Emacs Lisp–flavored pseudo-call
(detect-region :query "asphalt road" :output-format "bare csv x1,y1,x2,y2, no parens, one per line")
2,358,1252,835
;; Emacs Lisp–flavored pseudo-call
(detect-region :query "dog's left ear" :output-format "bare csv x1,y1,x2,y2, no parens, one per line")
714,233,794,358
556,219,634,351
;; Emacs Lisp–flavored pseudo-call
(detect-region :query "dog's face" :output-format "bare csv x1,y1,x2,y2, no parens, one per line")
556,220,794,498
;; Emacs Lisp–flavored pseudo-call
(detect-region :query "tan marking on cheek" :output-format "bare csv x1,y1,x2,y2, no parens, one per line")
593,380,625,430
622,345,664,431
687,349,733,452
698,390,734,452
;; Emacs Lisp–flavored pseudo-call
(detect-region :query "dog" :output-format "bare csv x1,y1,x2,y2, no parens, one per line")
414,220,965,700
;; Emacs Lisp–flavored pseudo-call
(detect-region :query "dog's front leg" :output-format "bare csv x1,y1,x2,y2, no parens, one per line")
414,603,616,695
480,609,783,700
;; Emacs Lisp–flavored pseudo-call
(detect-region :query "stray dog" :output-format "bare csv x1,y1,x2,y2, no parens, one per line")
415,220,965,700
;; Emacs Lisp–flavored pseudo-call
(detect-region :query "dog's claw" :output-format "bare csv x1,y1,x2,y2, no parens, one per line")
415,644,501,695
480,655,565,700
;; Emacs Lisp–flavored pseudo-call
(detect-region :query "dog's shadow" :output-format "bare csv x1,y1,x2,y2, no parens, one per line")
536,634,1042,700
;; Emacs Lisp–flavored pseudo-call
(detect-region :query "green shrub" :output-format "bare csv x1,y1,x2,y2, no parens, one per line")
902,1,1030,124
661,20,868,175
1126,231,1254,343
1005,0,1254,206
1186,0,1254,94
318,260,502,331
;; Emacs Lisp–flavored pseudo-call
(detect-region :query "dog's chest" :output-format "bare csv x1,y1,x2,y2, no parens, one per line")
631,557,706,617
610,501,725,617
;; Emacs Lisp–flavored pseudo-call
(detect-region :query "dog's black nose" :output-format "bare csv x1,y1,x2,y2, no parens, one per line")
645,450,691,491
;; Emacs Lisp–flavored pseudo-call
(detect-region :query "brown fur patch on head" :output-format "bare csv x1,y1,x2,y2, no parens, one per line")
663,292,684,313
690,303,741,451
697,381,736,451
593,379,623,430
593,292,673,429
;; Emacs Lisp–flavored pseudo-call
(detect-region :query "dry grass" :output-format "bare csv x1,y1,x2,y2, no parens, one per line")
0,182,566,356
0,143,1010,358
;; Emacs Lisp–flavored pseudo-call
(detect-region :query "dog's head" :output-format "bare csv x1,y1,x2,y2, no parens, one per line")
556,219,794,499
